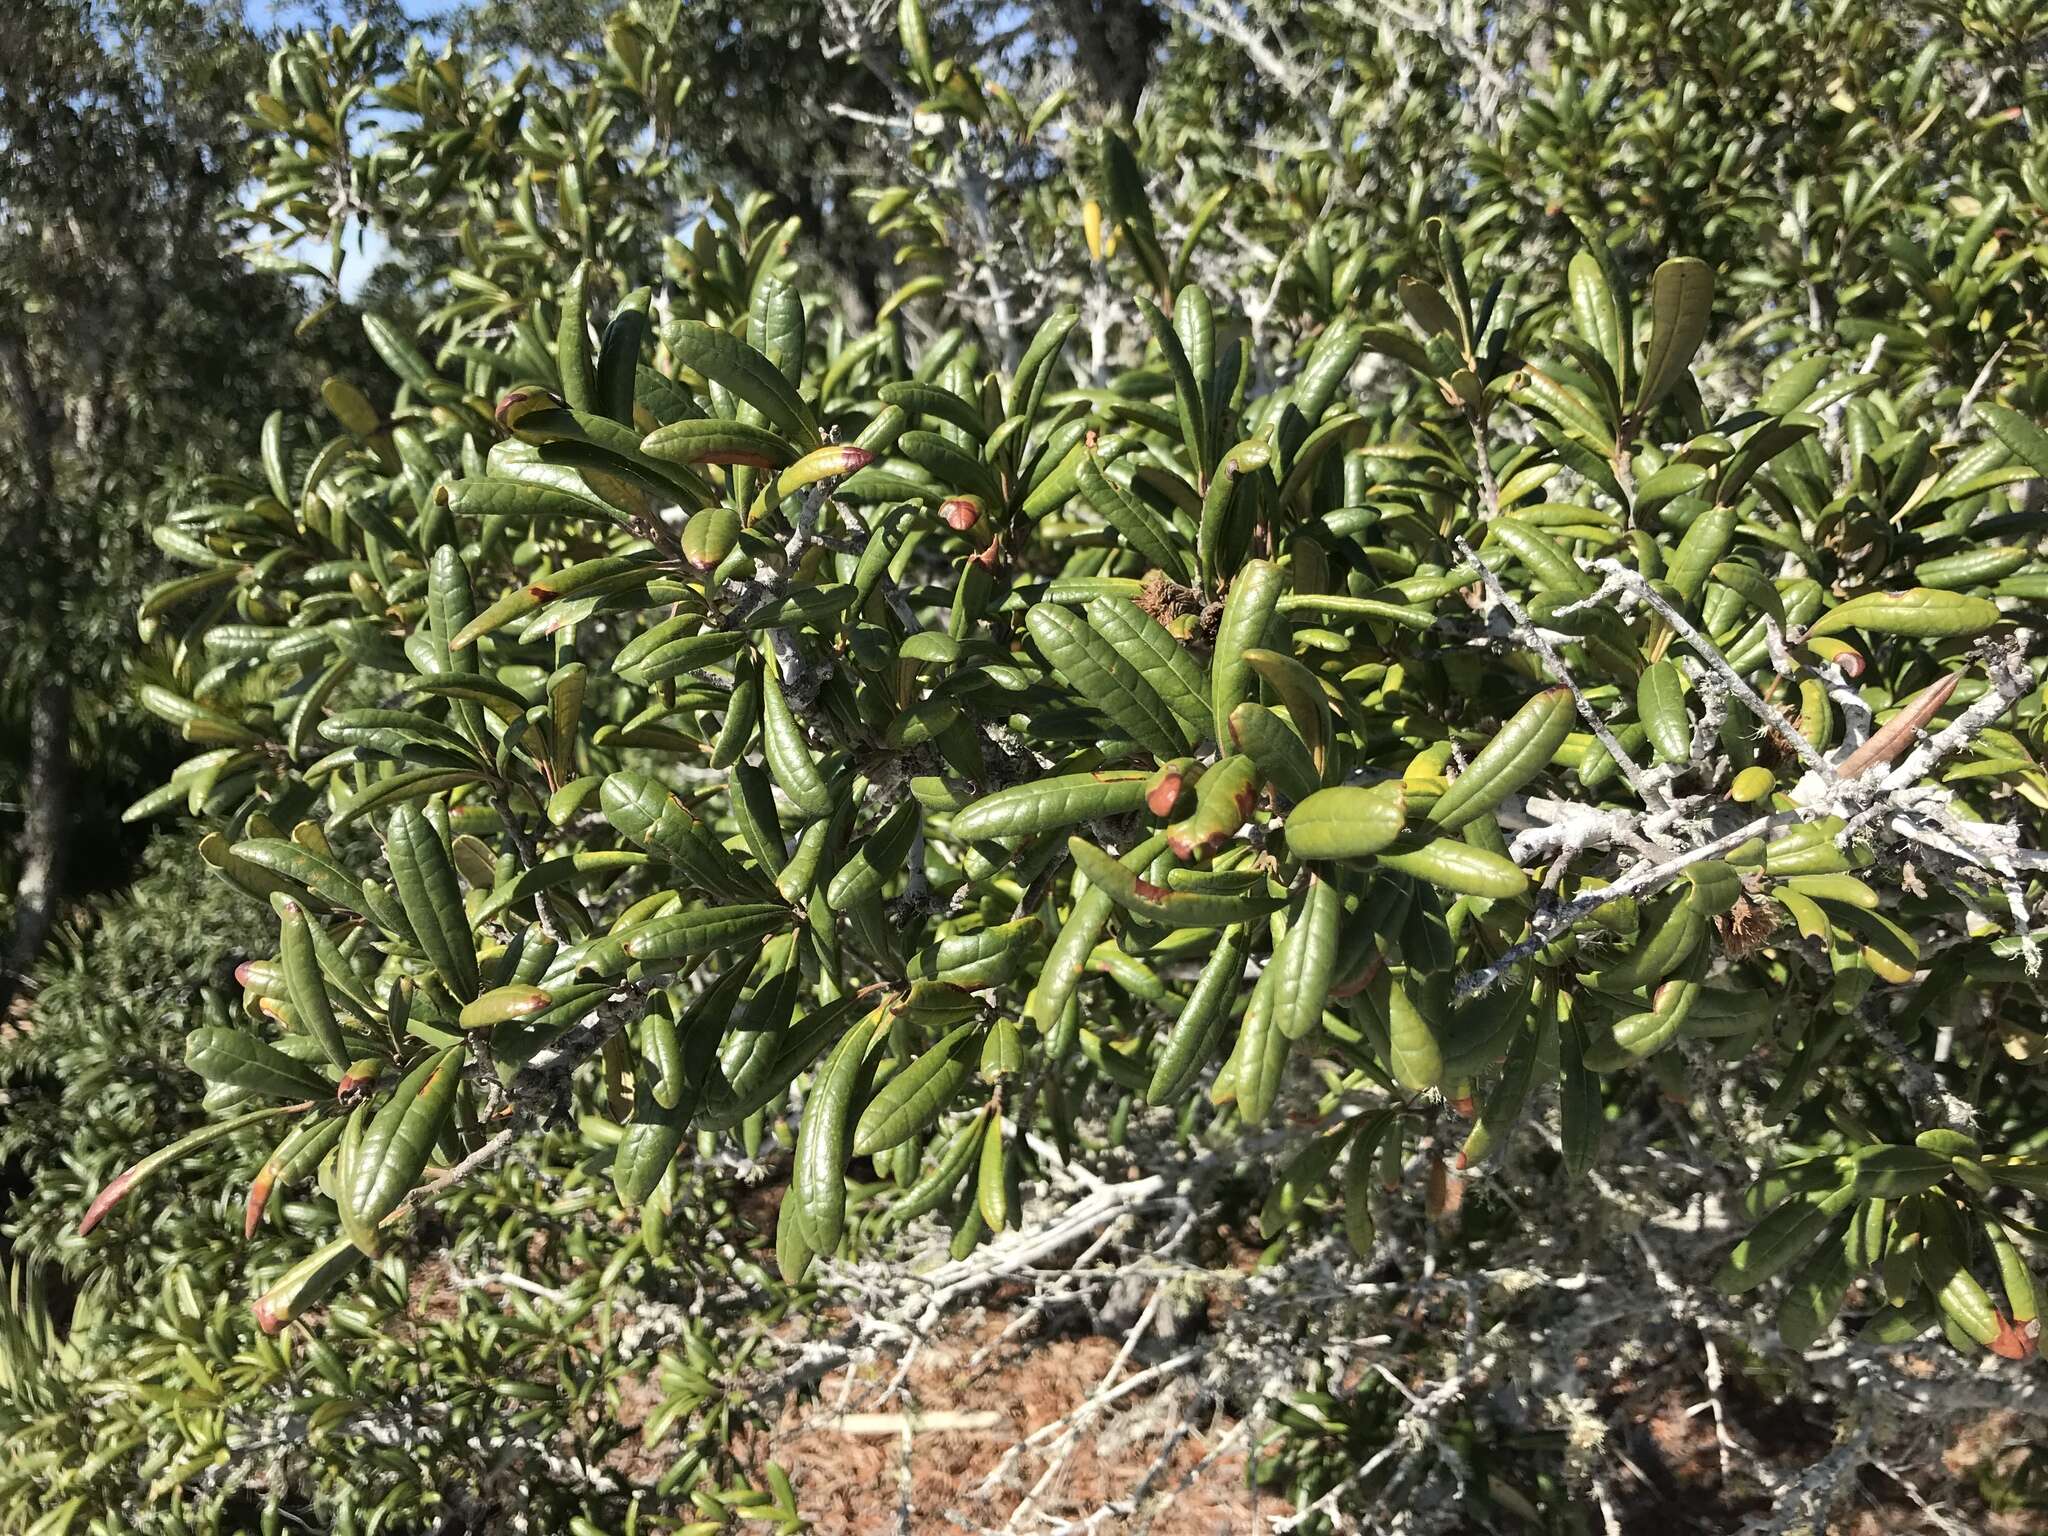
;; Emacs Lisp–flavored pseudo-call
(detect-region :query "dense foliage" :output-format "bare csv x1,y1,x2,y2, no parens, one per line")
7,0,2048,1530
0,0,346,1000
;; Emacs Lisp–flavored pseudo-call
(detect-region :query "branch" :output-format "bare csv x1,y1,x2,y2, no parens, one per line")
1566,559,1832,780
1454,537,1666,813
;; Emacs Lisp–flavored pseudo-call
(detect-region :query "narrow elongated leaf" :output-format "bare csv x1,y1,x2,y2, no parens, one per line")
794,1012,878,1252
1270,877,1340,1040
762,663,835,818
346,1045,463,1253
854,1021,978,1156
1285,784,1407,860
1140,298,1208,475
664,320,821,446
1633,257,1713,415
1808,588,2000,640
1148,924,1251,1104
185,1026,333,1100
951,771,1152,841
1429,689,1573,830
1637,660,1692,765
618,905,789,966
1716,1187,1858,1293
1068,837,1281,928
1210,559,1284,745
1078,454,1194,583
1229,702,1320,803
276,897,350,1070
1978,403,2048,480
80,1103,310,1236
641,417,796,468
1026,604,1185,757
1024,833,1169,1033
386,806,480,1001
899,430,1004,508
1234,964,1289,1124
1084,598,1210,745
1376,838,1527,898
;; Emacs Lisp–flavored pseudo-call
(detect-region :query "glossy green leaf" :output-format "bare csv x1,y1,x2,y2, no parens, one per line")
1026,603,1185,757
664,320,821,447
951,771,1153,841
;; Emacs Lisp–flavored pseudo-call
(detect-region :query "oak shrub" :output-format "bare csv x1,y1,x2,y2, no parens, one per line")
12,0,2048,1529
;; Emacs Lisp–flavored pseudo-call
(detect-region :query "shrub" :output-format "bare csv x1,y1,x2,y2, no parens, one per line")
121,157,2048,1344
2,833,257,1282
2,853,803,1532
18,0,2048,1528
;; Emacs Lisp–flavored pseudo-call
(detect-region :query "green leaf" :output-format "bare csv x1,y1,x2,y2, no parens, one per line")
1026,603,1185,757
1196,440,1272,592
749,271,806,383
1637,660,1691,765
1715,1187,1858,1293
1140,297,1209,476
1978,403,2048,480
618,905,790,968
1024,833,1167,1034
899,429,1004,508
905,919,1040,989
1270,877,1340,1040
1376,838,1528,899
276,896,350,1070
824,799,920,909
345,1045,463,1253
386,805,480,1001
230,839,363,912
458,985,554,1030
1147,924,1251,1104
793,1011,878,1252
253,1235,366,1334
761,661,835,819
853,1020,978,1157
260,409,291,507
1633,257,1714,415
185,1027,332,1100
1083,597,1210,746
1240,648,1329,771
597,296,650,424
1568,251,1627,403
1077,454,1194,584
80,1104,310,1237
1228,702,1320,804
664,320,821,447
1068,836,1281,928
641,418,797,469
1284,784,1407,860
1210,559,1284,745
1429,688,1573,831
364,312,449,399
1557,1015,1601,1178
1261,1121,1354,1238
557,262,597,413
1807,588,2000,640
879,380,985,440
1233,963,1289,1124
1009,307,1080,427
949,771,1152,842
452,553,657,651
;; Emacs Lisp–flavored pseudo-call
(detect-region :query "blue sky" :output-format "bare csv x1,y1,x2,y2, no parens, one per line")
245,0,463,28
240,1,459,297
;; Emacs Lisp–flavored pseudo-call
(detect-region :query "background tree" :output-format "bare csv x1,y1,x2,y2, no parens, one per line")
0,0,327,1004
